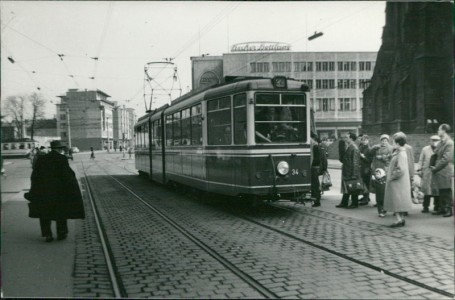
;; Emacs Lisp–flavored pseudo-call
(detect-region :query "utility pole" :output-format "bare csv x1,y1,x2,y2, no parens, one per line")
66,108,72,148
107,116,110,152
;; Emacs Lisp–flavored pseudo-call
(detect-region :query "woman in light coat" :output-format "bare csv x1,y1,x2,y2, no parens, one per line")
384,135,413,227
417,135,440,213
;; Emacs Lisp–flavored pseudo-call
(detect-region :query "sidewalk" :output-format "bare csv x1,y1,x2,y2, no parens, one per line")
1,158,77,298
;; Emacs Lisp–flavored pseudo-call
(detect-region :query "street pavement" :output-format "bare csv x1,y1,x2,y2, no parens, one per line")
1,154,453,298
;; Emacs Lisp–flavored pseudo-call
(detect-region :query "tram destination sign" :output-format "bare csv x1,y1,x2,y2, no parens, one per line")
231,42,291,53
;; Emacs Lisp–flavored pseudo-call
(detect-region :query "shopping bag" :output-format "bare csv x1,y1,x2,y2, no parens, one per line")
321,171,332,191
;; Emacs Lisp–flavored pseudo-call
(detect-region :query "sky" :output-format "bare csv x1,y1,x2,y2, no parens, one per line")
1,1,386,119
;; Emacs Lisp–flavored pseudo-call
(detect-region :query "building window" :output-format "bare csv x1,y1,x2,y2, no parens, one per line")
250,62,270,73
359,61,372,71
338,98,357,111
337,79,356,89
316,79,335,89
294,62,312,72
317,61,335,71
316,98,335,112
272,62,291,72
60,114,66,120
338,61,357,71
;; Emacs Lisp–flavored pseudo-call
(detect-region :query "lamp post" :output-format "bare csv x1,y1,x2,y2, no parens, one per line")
106,116,110,152
66,108,72,148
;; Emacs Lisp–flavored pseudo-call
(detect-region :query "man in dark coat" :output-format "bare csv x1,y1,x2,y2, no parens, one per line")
310,134,328,207
431,124,454,217
26,140,85,242
336,132,362,208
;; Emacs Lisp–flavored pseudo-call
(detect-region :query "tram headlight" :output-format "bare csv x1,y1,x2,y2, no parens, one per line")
276,161,289,176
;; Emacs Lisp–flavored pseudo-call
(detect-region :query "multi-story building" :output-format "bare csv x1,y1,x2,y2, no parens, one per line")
56,89,115,151
113,103,136,150
362,2,453,134
191,49,376,139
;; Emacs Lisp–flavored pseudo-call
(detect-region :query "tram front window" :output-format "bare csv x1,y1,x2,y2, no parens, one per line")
255,93,307,143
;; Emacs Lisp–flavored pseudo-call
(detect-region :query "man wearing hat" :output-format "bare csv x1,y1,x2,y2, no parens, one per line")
430,124,454,217
25,140,85,242
417,135,441,213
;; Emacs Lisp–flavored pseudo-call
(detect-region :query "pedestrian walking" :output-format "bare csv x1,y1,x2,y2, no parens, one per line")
119,145,123,152
336,132,363,209
358,134,372,205
68,147,74,161
128,147,133,159
417,135,440,213
24,140,85,242
369,134,393,215
430,124,454,217
90,147,95,160
32,146,48,169
384,134,412,227
310,134,328,207
29,147,38,166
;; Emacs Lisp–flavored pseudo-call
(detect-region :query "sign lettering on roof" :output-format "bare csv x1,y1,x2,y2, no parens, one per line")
231,42,291,53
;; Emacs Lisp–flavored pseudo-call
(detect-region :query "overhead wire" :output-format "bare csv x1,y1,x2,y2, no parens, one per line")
92,2,115,89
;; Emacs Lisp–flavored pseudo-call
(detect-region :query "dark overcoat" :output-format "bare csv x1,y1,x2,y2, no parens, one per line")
432,136,454,189
26,150,85,219
341,143,363,194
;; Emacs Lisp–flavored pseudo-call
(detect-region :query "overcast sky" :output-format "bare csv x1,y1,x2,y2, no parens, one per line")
1,1,386,119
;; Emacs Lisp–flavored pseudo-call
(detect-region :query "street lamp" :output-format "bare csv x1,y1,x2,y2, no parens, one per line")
308,31,323,41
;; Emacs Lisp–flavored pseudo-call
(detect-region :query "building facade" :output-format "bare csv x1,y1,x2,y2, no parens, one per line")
113,104,137,150
191,51,377,139
56,89,115,151
362,2,453,134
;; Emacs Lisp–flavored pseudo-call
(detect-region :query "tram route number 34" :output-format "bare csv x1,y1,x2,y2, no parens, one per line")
291,169,299,175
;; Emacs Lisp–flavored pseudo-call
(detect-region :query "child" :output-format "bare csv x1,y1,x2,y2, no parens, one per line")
372,168,387,217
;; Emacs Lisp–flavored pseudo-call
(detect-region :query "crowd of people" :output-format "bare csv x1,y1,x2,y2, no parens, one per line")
329,124,454,227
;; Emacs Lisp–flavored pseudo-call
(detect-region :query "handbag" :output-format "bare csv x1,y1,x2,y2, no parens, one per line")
321,171,332,191
345,177,364,194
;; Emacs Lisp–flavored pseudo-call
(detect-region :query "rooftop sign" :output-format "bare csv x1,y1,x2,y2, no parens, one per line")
231,42,291,53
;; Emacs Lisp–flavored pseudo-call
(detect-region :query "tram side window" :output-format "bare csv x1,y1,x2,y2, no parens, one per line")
144,123,149,148
152,120,162,149
3,143,10,150
166,115,174,146
207,97,231,145
166,115,173,146
233,94,247,145
19,143,25,150
181,108,191,145
191,104,202,145
172,112,181,146
11,143,17,150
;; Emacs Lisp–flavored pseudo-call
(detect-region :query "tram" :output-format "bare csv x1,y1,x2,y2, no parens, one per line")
134,76,315,201
1,139,39,158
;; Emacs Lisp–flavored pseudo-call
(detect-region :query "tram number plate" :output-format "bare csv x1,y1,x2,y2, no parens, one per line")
291,169,299,175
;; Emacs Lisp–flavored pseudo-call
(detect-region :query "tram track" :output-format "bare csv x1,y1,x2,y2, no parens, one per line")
81,159,277,299
81,161,126,298
92,157,453,299
236,210,454,299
